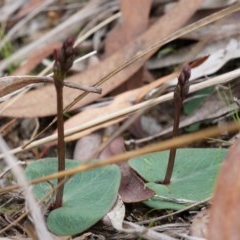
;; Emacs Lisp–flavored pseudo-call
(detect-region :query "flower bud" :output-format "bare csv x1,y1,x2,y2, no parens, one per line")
53,37,76,80
177,64,191,100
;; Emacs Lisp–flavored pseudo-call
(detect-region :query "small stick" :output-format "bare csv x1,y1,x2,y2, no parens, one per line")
163,65,191,184
0,76,101,99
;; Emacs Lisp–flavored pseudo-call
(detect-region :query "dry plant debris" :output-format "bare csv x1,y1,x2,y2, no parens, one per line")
1,0,240,239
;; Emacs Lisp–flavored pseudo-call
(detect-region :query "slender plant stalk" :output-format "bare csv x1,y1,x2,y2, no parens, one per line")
53,77,65,208
52,38,76,208
163,65,191,184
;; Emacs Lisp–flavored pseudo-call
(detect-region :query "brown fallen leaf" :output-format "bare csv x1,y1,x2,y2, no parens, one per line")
208,139,240,240
105,0,152,94
0,0,202,117
99,136,154,203
37,73,171,156
105,0,151,57
118,162,155,203
63,73,175,142
13,43,61,75
10,0,44,22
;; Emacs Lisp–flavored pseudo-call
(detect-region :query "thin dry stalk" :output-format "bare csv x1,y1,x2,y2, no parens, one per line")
0,75,101,99
120,221,177,240
0,136,53,240
0,66,239,158
1,120,239,194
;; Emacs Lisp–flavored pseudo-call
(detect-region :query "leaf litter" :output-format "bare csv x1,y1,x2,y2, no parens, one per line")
1,0,240,239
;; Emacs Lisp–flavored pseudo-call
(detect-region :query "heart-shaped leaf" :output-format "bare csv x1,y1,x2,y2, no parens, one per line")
25,158,121,236
129,148,227,210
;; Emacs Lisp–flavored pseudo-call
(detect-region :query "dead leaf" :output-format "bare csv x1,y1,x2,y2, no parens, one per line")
63,74,174,142
10,0,44,22
119,162,155,203
13,43,61,75
0,0,202,117
99,136,155,203
72,128,154,203
202,0,237,9
185,11,240,41
99,136,126,159
73,133,102,162
105,0,151,56
104,195,125,231
105,0,152,94
208,139,240,239
190,208,209,238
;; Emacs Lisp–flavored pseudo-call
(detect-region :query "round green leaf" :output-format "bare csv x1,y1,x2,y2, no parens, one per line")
25,158,121,236
129,148,227,210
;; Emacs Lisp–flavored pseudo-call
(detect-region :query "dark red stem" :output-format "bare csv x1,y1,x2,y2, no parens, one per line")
52,37,76,208
163,101,182,184
163,65,191,184
53,79,65,209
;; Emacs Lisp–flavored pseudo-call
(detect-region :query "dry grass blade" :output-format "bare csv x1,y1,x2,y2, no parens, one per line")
59,0,203,115
121,221,177,240
0,0,26,22
0,0,55,51
1,120,240,194
0,136,53,239
97,2,240,87
138,198,211,225
0,0,116,73
0,0,202,117
0,66,238,158
1,1,238,119
39,11,121,76
1,1,239,238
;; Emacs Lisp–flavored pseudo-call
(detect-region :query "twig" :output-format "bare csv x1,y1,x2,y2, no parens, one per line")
0,75,101,100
